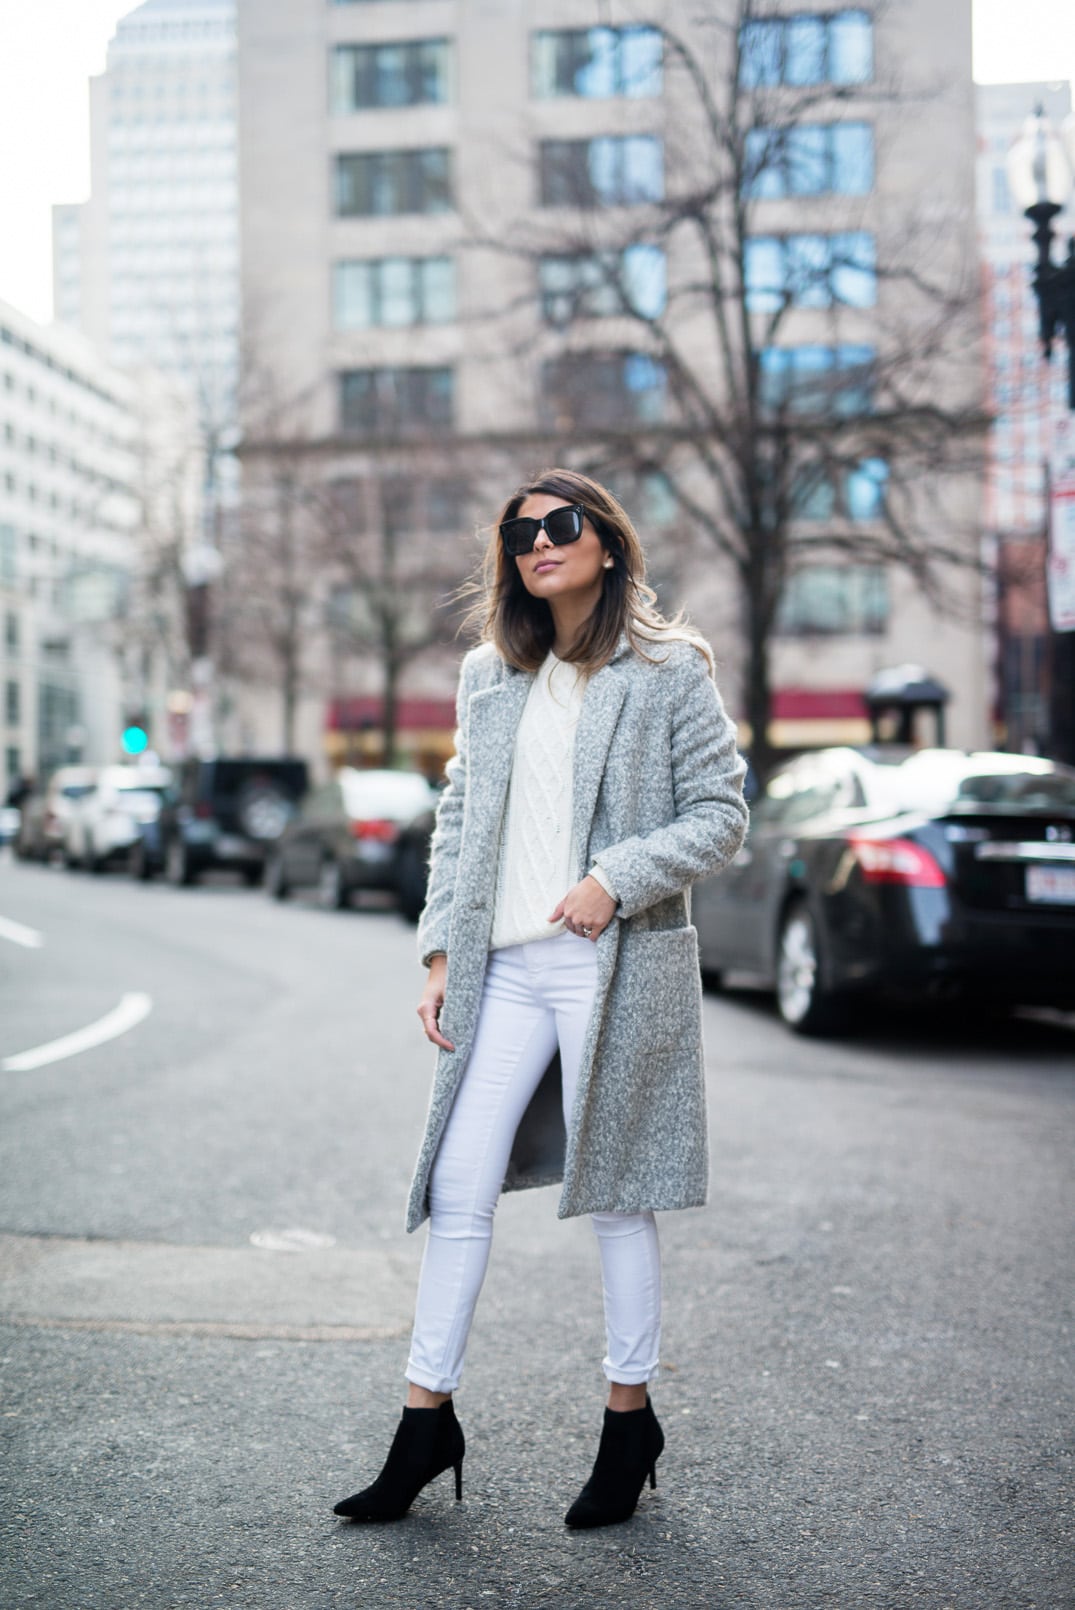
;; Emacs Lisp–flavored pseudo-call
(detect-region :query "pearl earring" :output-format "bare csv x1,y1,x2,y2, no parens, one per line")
603,557,614,569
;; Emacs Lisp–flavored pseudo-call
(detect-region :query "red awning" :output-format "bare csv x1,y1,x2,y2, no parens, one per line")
327,696,457,733
771,688,868,720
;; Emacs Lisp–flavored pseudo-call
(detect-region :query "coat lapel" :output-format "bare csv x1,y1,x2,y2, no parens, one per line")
572,658,627,870
466,670,532,854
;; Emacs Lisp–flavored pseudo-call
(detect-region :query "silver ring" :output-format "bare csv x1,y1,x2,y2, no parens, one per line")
581,926,593,937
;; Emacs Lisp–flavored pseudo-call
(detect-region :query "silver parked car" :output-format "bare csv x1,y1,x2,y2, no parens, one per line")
64,764,173,873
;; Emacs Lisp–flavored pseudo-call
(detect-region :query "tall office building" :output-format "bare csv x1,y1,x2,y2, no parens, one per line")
0,298,148,787
236,0,984,760
976,81,1072,752
52,0,239,431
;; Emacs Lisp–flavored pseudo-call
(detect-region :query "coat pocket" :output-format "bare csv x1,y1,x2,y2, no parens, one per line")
608,925,702,1052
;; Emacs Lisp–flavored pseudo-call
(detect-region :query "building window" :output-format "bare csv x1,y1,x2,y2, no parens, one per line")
744,232,876,311
791,457,888,520
991,165,1011,215
845,457,889,519
339,367,454,435
4,611,17,652
427,478,467,532
330,40,452,111
740,10,873,87
5,679,19,726
637,469,679,526
743,123,874,199
540,136,663,207
532,26,662,98
776,565,888,636
540,352,667,430
334,256,455,328
0,527,15,586
759,344,876,414
539,245,666,324
335,148,452,216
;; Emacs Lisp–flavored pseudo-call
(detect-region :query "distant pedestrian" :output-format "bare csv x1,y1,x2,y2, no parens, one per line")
333,469,748,1529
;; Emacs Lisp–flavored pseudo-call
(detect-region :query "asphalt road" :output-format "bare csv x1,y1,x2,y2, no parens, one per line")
0,854,1072,1610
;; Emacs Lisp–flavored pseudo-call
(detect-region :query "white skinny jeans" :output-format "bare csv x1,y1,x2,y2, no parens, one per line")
406,931,662,1394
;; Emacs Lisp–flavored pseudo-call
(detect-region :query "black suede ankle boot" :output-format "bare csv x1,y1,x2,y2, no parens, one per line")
333,1401,465,1522
564,1396,664,1529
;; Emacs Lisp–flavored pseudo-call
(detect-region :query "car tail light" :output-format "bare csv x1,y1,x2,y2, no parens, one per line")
194,801,213,819
847,833,946,888
351,818,400,844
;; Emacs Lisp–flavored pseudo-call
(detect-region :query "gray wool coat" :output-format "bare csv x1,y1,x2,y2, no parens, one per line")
407,632,749,1233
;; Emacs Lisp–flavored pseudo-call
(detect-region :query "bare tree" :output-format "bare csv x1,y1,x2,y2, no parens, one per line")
477,1,985,778
234,333,473,761
318,455,475,766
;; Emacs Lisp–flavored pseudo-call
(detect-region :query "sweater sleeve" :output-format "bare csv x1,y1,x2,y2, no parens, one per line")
589,651,749,920
415,650,481,967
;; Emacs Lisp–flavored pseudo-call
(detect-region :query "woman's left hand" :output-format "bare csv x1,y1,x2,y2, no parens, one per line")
549,876,617,942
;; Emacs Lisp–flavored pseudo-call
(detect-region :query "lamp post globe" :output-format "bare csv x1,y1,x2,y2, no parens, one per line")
1005,108,1073,213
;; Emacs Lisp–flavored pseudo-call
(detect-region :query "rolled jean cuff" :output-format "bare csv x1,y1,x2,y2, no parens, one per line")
602,1360,660,1386
405,1361,459,1394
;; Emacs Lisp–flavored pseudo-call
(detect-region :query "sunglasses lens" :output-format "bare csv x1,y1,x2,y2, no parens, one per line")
546,506,583,545
500,518,538,555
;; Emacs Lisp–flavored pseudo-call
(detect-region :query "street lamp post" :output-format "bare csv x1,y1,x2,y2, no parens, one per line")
1007,109,1075,409
1006,109,1075,764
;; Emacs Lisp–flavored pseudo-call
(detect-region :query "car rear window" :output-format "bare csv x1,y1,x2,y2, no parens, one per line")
340,772,434,820
115,787,167,806
206,762,308,797
872,752,1075,815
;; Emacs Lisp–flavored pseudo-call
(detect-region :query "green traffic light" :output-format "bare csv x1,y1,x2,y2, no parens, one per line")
121,726,149,756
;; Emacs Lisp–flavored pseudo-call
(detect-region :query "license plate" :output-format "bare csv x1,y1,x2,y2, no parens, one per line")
1026,864,1075,904
215,833,249,858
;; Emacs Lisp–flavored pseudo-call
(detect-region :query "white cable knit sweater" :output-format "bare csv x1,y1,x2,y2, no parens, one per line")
489,651,615,951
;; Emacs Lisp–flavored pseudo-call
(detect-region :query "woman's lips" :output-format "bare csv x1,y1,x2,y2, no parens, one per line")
533,559,561,573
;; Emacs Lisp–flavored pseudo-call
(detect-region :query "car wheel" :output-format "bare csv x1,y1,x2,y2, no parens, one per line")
317,857,347,911
165,838,196,887
395,839,428,924
241,864,262,888
130,841,153,881
84,836,103,875
775,900,840,1035
265,853,289,902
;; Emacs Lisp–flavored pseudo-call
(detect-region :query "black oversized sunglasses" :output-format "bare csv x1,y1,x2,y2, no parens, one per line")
499,503,585,557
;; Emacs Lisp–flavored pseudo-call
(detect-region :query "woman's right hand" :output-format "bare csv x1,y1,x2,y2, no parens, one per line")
417,955,455,1051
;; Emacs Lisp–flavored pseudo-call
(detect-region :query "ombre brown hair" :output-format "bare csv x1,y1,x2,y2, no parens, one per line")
463,468,713,676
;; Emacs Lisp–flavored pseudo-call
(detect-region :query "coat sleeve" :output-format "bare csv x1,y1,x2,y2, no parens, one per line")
591,650,749,921
415,648,483,967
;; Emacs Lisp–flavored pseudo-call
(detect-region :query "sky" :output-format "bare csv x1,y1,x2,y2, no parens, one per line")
0,0,1073,327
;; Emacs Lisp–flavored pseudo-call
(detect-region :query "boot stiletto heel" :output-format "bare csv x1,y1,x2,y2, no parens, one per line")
333,1401,465,1522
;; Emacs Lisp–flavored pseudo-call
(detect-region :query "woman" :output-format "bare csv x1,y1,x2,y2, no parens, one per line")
334,469,748,1529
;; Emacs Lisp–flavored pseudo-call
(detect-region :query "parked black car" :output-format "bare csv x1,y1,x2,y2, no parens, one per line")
692,746,1075,1033
138,757,309,885
264,767,437,912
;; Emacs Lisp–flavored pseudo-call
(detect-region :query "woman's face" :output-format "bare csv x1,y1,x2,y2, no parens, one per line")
512,493,610,605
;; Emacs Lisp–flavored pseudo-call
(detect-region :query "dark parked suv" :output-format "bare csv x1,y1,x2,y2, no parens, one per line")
146,758,309,886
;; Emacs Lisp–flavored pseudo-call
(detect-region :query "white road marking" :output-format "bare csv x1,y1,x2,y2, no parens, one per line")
2,992,153,1072
0,915,45,949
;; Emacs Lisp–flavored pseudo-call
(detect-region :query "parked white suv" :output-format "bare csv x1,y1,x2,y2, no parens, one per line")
64,764,173,873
